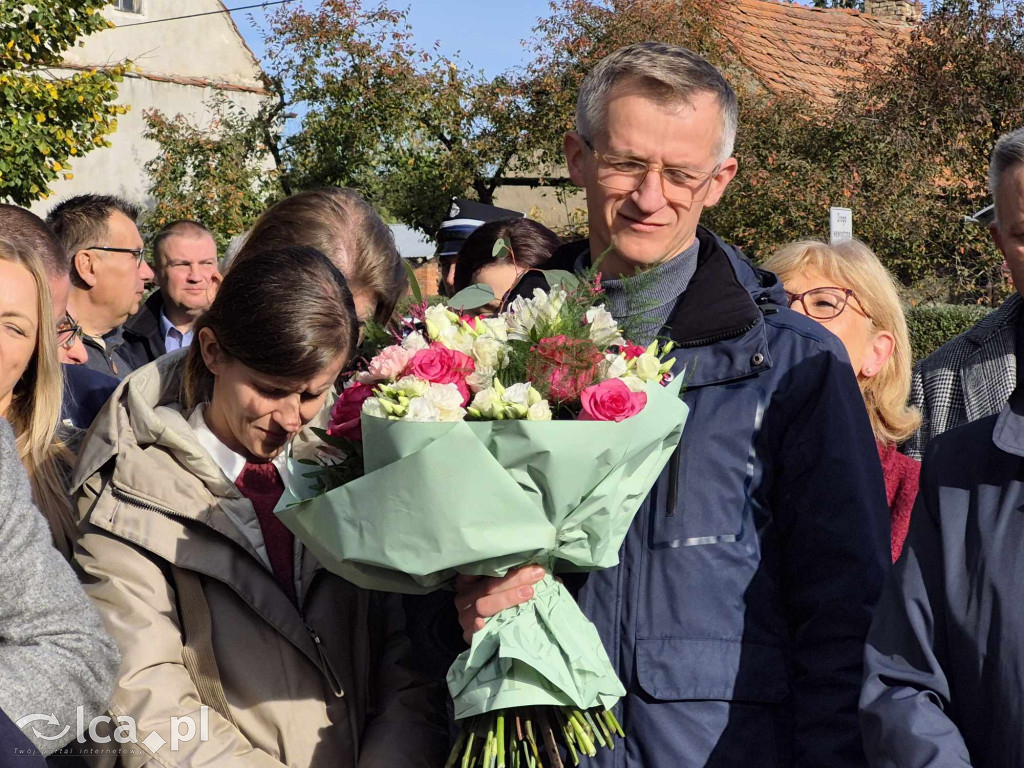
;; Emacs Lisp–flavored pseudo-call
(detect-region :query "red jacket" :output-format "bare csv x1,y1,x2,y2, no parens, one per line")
879,441,920,561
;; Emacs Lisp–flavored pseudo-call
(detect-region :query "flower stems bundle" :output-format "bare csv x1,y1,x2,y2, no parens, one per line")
446,706,625,768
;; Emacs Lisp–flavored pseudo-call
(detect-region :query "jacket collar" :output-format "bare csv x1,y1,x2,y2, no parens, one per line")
993,384,1024,457
964,292,1022,348
122,290,166,345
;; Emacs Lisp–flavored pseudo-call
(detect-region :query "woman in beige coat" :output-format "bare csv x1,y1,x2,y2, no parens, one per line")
71,246,447,767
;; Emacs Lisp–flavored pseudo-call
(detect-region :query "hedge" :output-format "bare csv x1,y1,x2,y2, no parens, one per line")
905,304,992,362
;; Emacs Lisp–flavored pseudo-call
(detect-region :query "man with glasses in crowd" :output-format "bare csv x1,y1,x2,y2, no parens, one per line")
122,219,220,367
46,195,152,378
451,42,889,767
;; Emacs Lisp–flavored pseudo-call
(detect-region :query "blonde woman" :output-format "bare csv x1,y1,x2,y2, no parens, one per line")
0,236,77,559
765,239,920,561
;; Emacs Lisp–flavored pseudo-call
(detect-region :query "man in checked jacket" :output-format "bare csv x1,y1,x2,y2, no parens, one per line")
903,126,1024,460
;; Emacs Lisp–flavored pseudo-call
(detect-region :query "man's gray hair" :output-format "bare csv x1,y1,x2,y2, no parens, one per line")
989,126,1024,222
576,42,738,161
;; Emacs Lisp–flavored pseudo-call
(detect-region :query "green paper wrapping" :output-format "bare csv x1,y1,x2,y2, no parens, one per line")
276,377,687,719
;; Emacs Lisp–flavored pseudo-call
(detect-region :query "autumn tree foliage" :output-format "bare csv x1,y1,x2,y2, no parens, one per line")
263,0,536,234
0,1,128,205
141,94,282,252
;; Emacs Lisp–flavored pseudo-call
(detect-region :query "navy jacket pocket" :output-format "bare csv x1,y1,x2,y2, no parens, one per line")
635,637,790,703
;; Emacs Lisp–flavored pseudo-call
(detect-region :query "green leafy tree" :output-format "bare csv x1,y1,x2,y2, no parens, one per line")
141,93,282,252
0,1,129,205
264,0,536,234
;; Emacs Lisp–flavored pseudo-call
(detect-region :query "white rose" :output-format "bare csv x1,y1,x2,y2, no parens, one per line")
437,325,474,355
527,400,553,421
425,383,466,422
634,352,663,382
620,375,647,393
476,316,508,342
600,353,628,380
401,331,430,351
403,397,442,422
502,382,533,407
472,335,504,369
467,366,495,393
469,386,502,419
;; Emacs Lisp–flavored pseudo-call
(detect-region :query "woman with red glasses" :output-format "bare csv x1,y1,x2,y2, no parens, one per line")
766,239,920,561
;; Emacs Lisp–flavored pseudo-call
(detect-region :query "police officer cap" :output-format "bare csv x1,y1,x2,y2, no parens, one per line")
435,198,523,258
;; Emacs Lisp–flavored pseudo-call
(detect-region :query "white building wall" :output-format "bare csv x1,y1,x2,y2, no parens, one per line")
30,0,271,216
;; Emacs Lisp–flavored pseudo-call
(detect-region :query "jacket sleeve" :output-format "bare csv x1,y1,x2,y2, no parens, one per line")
859,448,972,767
74,475,289,768
358,592,450,768
771,341,890,768
0,422,120,755
901,362,927,461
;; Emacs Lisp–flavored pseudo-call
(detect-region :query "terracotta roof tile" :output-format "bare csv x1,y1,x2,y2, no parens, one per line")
718,0,910,104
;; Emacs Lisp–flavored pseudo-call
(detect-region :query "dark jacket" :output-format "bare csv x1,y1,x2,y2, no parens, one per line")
79,325,137,381
422,229,890,767
120,290,167,369
0,708,43,767
60,364,118,432
860,386,1024,767
903,294,1019,460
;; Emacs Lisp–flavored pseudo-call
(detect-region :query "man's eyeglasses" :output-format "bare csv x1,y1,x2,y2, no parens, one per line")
581,136,720,204
786,287,871,321
56,313,83,350
87,245,146,268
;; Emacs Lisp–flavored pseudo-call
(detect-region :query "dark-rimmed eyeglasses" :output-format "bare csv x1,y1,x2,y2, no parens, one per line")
86,245,146,268
581,136,720,204
786,287,871,321
55,313,83,350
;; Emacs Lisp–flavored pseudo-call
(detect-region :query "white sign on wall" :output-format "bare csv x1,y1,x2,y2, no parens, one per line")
830,207,853,244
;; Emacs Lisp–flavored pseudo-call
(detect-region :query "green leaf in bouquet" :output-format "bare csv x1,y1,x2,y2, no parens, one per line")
492,236,512,260
402,258,423,305
447,283,496,311
542,269,581,293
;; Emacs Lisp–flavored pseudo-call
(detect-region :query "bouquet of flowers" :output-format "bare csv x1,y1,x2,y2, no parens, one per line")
275,270,688,767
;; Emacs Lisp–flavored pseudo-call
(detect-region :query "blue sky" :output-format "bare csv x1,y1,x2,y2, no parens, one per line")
232,0,554,78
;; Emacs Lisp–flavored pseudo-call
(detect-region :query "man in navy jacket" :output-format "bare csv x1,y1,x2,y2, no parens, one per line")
452,42,890,767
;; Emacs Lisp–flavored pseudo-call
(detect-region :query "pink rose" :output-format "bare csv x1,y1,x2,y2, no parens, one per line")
621,342,647,361
327,382,375,441
407,343,475,404
579,379,648,422
367,344,415,381
526,335,604,403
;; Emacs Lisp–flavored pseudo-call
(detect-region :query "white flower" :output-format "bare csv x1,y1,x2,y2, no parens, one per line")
471,335,504,369
394,376,430,398
404,398,442,422
469,385,502,419
476,316,508,343
599,352,628,380
585,306,625,348
402,331,430,352
467,366,496,393
424,304,459,340
620,375,647,393
437,324,475,355
362,397,389,419
527,400,553,421
634,352,663,382
504,287,567,341
502,382,535,407
424,383,466,422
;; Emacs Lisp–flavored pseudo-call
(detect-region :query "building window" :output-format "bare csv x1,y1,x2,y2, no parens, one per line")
112,0,142,13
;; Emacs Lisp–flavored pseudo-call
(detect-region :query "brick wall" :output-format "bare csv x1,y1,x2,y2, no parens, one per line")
411,259,441,298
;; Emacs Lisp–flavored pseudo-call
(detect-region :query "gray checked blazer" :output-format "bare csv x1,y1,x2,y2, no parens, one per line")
903,293,1021,459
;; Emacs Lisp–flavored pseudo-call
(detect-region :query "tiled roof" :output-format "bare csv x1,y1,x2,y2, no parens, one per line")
718,0,911,104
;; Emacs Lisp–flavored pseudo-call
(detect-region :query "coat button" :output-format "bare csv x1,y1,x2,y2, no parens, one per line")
751,352,765,366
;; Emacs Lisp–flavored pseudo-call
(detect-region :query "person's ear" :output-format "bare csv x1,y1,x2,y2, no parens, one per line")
198,327,226,375
990,221,1004,254
564,131,588,187
861,329,895,380
72,249,99,288
702,157,739,208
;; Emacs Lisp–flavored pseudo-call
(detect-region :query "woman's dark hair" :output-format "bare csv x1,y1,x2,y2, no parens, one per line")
230,188,406,325
453,218,561,293
183,245,358,408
